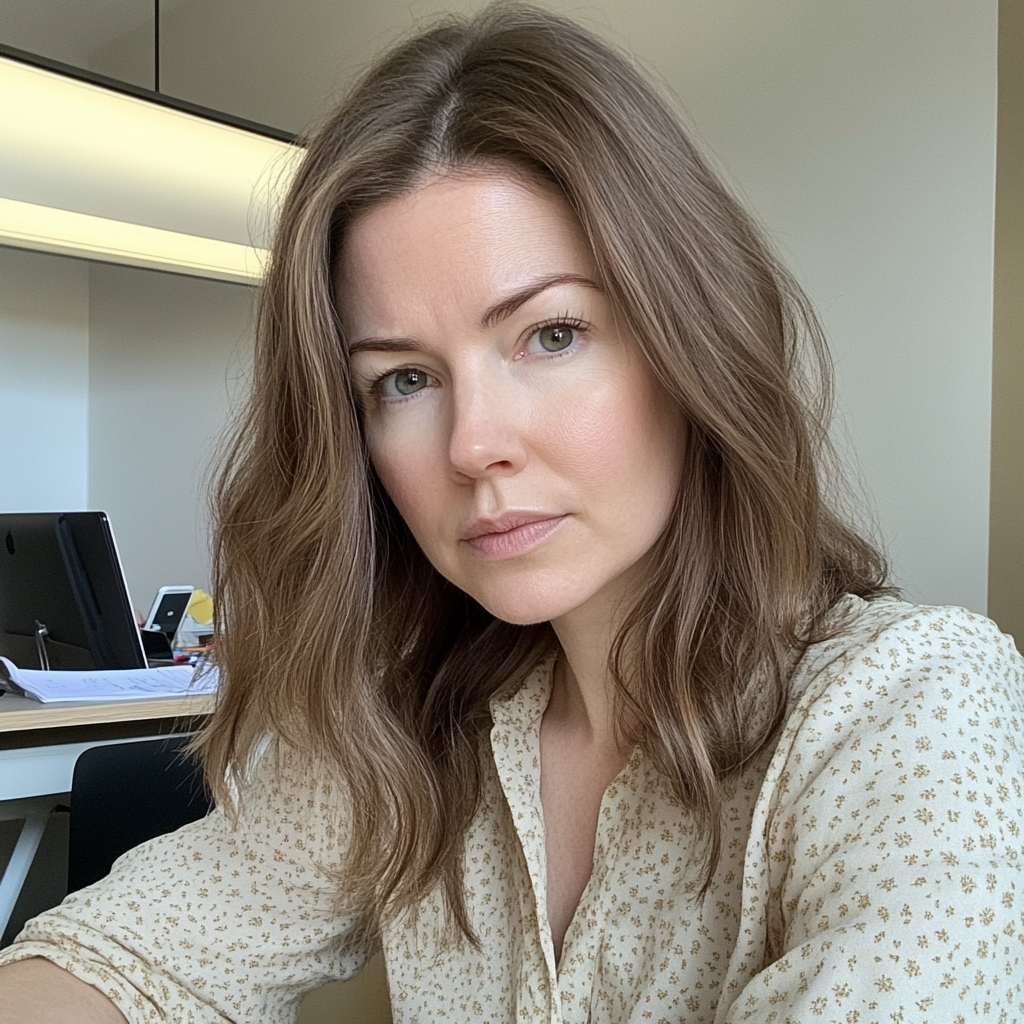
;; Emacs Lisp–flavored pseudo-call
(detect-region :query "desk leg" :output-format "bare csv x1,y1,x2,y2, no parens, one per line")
0,801,57,940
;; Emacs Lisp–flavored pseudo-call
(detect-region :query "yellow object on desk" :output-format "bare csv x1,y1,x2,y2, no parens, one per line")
187,589,214,626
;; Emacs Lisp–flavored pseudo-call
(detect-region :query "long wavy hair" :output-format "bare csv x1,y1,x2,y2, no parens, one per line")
199,2,891,939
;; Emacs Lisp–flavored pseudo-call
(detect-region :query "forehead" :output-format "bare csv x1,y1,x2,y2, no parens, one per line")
335,170,597,333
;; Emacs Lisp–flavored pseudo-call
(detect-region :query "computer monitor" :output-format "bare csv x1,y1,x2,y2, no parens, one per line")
0,511,146,671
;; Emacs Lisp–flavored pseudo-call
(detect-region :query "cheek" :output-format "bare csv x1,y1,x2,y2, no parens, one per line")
540,368,682,501
365,418,446,541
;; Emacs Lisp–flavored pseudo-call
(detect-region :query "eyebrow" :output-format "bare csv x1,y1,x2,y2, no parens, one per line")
479,273,601,328
346,272,602,355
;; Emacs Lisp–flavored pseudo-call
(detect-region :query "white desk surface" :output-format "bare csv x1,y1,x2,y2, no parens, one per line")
0,692,213,802
0,692,215,733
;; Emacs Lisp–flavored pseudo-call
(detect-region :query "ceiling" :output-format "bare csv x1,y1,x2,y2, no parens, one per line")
0,0,187,70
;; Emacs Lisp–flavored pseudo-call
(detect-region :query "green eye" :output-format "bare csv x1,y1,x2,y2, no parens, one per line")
537,324,576,352
390,369,427,396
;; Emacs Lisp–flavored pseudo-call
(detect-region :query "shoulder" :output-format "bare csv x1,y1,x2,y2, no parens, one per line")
764,597,1024,817
791,596,1023,719
225,734,354,854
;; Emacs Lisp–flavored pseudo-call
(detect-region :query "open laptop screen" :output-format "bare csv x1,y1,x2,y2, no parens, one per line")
0,511,146,671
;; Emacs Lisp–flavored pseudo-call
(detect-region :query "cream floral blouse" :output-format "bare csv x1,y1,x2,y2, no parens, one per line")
1,597,1022,1022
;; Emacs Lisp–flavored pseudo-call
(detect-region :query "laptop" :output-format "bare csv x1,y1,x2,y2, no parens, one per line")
0,511,146,671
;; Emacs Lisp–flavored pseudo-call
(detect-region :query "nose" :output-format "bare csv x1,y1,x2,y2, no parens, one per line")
447,370,528,480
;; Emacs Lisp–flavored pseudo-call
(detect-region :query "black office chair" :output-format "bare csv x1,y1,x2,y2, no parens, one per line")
68,735,212,893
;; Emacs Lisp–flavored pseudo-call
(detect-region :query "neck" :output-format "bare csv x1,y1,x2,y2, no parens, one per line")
547,588,633,753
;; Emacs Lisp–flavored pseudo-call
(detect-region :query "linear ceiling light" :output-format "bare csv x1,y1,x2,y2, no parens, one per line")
0,47,301,284
0,197,266,283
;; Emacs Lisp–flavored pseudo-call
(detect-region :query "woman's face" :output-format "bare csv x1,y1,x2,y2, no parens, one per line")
337,169,684,627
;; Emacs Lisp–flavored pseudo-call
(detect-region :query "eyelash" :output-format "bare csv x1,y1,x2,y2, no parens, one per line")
520,314,589,359
364,365,430,403
364,314,591,401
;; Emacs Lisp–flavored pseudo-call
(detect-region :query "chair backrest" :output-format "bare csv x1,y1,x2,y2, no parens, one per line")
68,735,211,893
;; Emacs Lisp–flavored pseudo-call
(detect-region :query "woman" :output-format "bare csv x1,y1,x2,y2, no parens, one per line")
1,5,1021,1022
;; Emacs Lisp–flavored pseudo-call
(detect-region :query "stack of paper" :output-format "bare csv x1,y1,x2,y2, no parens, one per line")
0,656,217,704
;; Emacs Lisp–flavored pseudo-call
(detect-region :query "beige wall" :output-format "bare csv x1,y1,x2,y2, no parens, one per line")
300,954,393,1024
989,0,1024,645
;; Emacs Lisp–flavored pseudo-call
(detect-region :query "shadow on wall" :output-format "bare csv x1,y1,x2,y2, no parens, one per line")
299,954,393,1024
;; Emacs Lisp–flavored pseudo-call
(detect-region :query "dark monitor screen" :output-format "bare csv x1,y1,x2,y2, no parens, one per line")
0,511,146,671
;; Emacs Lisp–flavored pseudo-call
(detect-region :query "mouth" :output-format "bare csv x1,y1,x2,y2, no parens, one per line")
461,511,568,560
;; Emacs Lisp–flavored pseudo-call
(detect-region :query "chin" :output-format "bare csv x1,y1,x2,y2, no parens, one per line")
485,605,557,627
463,576,591,627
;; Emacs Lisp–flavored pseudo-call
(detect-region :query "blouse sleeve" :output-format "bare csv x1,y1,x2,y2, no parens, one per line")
721,604,1024,1024
0,736,376,1023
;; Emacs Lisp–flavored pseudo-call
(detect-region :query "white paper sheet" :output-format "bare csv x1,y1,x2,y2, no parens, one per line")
0,656,217,703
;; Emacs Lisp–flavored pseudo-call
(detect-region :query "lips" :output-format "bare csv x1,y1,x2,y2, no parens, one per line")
461,510,562,541
460,511,568,559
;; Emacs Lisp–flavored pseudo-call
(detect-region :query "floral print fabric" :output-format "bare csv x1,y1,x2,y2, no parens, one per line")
1,597,1022,1023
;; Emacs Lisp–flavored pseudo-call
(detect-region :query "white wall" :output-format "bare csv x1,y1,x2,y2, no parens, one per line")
87,264,254,610
126,0,998,611
667,2,997,609
0,248,89,513
0,250,252,611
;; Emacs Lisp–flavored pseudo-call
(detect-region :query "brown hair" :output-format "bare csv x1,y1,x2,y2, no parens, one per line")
200,2,891,939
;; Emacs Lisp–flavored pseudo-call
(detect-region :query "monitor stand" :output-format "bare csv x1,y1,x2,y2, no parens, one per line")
33,620,50,671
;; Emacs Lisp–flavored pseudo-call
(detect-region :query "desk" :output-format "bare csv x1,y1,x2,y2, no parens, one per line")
0,692,213,938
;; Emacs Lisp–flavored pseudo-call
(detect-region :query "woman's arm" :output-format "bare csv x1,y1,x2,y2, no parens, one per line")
0,959,127,1024
0,738,376,1023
